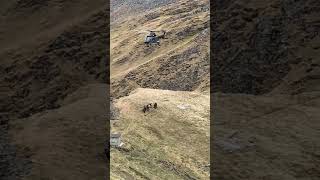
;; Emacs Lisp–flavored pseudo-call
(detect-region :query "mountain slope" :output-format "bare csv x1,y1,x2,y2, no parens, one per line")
110,1,210,179
211,0,320,95
0,1,108,179
212,92,320,179
211,0,320,179
110,0,210,98
111,0,175,23
0,0,108,120
111,88,210,179
10,84,108,180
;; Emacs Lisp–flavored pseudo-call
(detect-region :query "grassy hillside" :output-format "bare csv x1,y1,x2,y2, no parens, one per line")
111,88,210,179
110,0,210,179
110,0,210,98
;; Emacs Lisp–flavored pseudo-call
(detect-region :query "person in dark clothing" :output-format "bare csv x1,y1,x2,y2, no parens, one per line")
143,105,147,113
154,103,157,109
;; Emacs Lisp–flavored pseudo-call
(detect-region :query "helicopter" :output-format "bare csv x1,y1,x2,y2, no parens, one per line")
142,30,167,46
144,30,166,46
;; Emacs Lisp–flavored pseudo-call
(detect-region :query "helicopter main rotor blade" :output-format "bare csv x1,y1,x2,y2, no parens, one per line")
132,29,167,35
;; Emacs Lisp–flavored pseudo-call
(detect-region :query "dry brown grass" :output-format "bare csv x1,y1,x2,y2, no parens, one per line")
110,0,210,98
110,1,210,179
111,88,210,179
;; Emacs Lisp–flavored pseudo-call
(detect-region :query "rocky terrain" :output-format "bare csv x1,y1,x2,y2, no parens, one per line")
111,0,175,23
0,0,108,179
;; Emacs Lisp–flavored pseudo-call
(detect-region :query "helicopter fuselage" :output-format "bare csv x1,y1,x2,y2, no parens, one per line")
144,30,166,46
144,35,160,45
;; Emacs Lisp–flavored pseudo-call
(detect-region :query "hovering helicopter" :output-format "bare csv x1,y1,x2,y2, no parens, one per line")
143,30,167,46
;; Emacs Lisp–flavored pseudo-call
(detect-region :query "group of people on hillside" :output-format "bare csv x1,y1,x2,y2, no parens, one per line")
143,102,157,113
